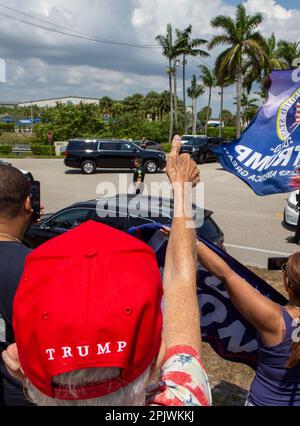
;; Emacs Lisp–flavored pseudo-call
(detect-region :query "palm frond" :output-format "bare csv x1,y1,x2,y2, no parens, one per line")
208,35,232,50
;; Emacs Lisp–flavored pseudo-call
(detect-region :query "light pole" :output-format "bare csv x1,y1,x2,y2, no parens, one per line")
174,59,181,132
30,101,33,133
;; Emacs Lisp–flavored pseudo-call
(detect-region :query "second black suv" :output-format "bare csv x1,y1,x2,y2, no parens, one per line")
181,136,224,164
64,139,167,174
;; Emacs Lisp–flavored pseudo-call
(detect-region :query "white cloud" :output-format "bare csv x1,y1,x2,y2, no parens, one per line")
244,0,300,40
0,0,299,114
132,0,234,42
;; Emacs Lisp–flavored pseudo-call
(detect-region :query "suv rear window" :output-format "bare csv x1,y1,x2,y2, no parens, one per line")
68,140,97,151
99,142,120,151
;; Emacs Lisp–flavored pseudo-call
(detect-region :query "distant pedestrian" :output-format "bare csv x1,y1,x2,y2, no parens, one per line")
140,137,147,150
132,157,145,195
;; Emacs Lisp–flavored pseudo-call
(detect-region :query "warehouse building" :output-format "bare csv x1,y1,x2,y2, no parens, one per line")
18,96,100,108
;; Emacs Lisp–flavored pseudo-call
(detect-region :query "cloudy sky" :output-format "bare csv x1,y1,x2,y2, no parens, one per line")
0,0,299,115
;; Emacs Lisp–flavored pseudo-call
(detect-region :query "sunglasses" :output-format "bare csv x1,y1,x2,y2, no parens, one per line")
281,263,287,273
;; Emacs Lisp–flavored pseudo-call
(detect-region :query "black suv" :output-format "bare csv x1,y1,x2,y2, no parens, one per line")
24,195,225,250
64,139,166,174
181,136,224,164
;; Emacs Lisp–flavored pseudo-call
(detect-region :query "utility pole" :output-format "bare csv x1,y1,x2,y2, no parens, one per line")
30,101,33,133
182,55,187,134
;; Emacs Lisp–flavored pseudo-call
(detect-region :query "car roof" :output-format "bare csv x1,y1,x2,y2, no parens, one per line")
65,195,212,218
68,138,131,143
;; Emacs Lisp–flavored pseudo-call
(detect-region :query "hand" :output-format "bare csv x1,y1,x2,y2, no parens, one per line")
2,343,25,384
160,225,171,237
167,135,200,187
290,175,300,190
32,204,45,224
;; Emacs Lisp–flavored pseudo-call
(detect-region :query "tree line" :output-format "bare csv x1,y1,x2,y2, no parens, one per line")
156,3,300,141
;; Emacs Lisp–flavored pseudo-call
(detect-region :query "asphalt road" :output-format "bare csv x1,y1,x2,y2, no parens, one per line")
11,158,299,268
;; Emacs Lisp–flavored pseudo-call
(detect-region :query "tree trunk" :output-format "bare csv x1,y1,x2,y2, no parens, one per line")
174,62,178,132
205,87,212,136
169,59,174,143
192,97,196,135
219,86,224,138
236,67,242,139
183,54,187,134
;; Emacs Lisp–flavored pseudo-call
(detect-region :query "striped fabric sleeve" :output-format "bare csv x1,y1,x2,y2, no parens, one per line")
146,345,212,406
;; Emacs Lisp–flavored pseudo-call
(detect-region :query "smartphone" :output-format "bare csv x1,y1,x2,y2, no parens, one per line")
268,257,288,271
29,180,41,222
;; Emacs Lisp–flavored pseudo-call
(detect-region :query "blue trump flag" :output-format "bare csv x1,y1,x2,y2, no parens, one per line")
128,223,287,370
214,69,300,196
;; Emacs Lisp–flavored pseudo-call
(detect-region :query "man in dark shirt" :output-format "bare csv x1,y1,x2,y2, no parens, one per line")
0,165,34,406
132,157,145,195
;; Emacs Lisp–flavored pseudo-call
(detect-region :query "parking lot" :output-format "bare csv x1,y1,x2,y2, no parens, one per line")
11,157,299,268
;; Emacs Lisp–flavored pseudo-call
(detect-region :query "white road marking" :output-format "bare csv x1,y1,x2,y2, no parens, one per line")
225,244,292,257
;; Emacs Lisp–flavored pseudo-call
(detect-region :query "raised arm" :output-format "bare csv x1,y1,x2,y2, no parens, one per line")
160,135,202,355
196,241,283,345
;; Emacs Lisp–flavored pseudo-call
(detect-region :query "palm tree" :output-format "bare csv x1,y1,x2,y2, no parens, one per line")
99,96,114,118
209,4,267,138
187,75,205,135
159,91,171,120
243,33,288,97
199,65,217,135
174,25,209,133
123,94,144,115
144,91,161,120
215,71,234,137
234,93,259,128
156,24,175,143
277,40,300,68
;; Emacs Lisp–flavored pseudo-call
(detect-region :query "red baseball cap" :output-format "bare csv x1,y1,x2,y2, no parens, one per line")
13,221,163,400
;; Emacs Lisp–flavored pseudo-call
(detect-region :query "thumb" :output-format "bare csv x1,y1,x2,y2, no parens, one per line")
170,135,182,157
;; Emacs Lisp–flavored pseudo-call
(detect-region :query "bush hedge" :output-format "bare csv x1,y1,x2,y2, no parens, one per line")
0,144,12,154
162,143,171,153
0,123,15,132
0,133,38,145
206,126,236,140
31,144,55,156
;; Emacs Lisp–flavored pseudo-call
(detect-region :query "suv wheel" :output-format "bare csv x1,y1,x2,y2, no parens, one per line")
144,160,158,173
81,160,96,174
198,153,206,165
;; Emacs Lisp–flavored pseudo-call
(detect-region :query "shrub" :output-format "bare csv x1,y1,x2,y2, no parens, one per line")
0,144,12,154
31,144,55,156
0,123,15,132
206,126,236,140
0,133,37,145
162,143,171,153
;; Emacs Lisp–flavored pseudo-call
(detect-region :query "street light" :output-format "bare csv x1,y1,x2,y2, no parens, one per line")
30,101,33,133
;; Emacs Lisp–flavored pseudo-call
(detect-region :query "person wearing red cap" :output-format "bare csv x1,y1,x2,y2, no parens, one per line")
2,136,211,406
